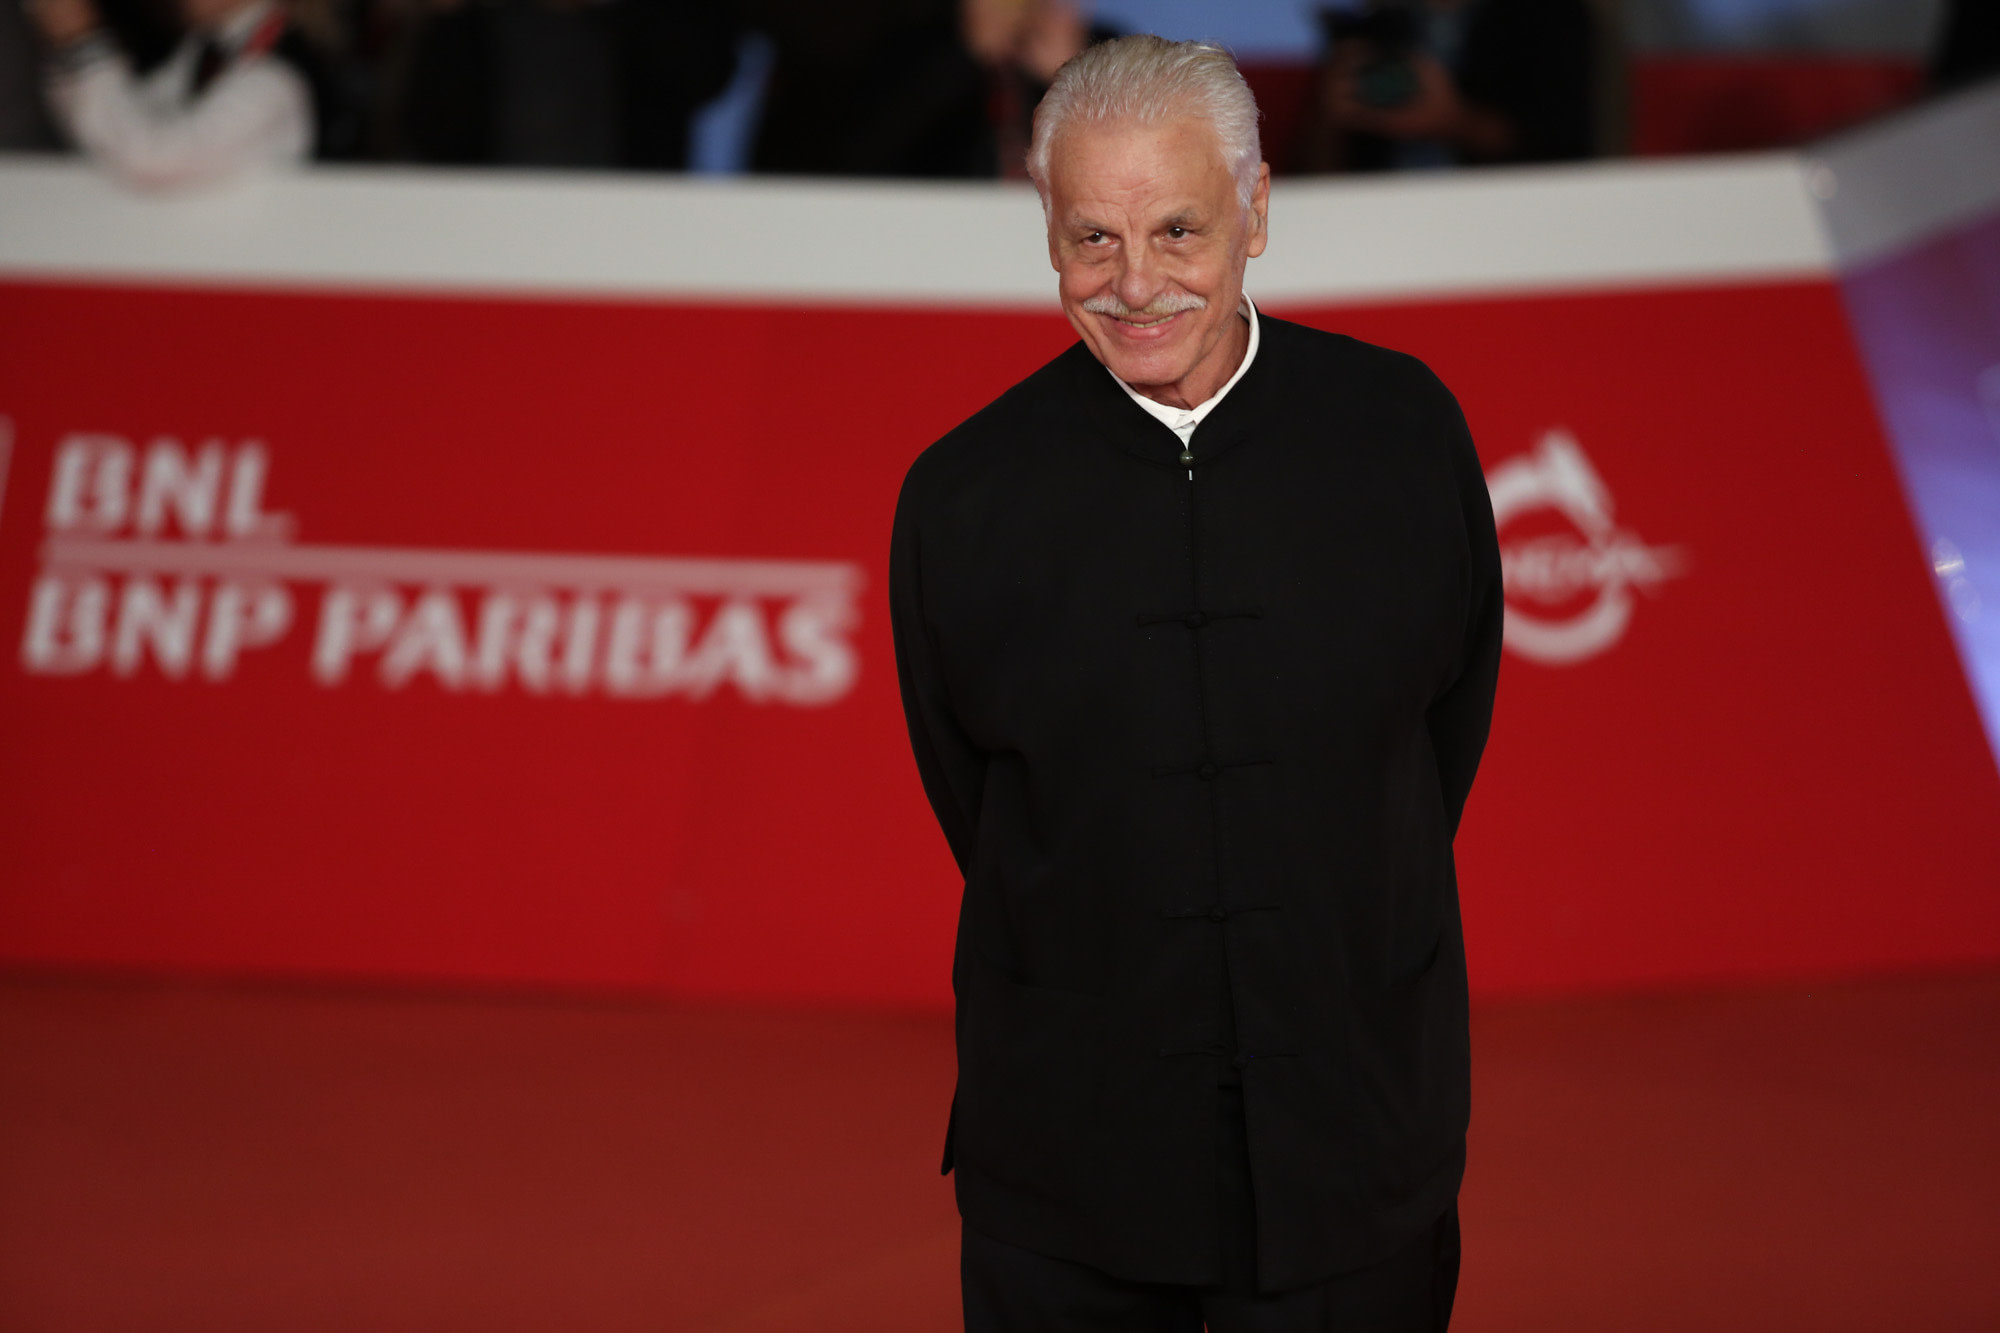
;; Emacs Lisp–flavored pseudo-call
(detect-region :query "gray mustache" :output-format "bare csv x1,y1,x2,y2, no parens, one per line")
1080,291,1208,320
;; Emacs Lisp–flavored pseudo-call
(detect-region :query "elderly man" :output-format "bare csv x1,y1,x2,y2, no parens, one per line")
891,33,1500,1333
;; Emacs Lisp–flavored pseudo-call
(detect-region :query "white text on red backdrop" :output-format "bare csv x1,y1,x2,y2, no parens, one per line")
19,432,863,704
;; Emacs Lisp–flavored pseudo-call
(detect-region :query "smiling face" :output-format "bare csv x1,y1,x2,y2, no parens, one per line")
1045,116,1269,410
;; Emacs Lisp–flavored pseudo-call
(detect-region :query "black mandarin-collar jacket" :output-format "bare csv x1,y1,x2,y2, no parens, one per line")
890,315,1502,1293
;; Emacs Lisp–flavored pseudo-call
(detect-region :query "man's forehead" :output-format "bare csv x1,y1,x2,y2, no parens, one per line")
1048,118,1232,223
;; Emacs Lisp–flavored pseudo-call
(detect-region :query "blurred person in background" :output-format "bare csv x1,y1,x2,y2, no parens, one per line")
961,0,1114,177
1296,0,1595,172
393,0,737,168
747,0,991,177
893,33,1498,1331
28,0,356,187
1,0,62,147
1930,0,2000,94
12,0,186,155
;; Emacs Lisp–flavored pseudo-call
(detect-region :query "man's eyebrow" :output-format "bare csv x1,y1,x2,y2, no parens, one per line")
1061,207,1204,233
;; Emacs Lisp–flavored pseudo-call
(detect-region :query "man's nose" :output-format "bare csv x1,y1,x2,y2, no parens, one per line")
1112,247,1164,312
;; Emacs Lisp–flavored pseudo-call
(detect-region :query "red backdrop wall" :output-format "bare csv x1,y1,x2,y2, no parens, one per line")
2,273,1996,1006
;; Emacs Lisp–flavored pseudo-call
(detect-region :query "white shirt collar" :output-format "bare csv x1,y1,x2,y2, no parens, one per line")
1108,294,1261,440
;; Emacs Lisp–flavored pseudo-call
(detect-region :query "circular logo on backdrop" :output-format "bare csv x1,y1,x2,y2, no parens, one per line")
1486,429,1685,666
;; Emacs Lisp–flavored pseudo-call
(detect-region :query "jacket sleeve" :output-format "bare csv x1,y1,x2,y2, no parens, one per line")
889,462,985,877
48,44,310,190
1426,386,1503,838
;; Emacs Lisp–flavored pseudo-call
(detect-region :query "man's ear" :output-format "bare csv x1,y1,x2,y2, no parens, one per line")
1246,162,1272,260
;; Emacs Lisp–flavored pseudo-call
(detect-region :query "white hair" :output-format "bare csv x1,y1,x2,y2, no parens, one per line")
1027,34,1263,213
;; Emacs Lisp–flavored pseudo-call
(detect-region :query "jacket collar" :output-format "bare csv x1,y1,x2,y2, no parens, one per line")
1071,315,1282,473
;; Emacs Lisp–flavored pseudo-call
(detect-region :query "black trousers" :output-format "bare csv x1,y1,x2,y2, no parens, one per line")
961,1088,1460,1332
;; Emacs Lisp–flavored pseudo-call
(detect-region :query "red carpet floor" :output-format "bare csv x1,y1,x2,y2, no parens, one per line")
1,970,1994,1331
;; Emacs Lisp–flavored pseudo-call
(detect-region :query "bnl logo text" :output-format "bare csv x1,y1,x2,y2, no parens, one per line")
24,434,294,679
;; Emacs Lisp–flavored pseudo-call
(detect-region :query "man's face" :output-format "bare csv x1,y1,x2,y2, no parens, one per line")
1045,116,1270,407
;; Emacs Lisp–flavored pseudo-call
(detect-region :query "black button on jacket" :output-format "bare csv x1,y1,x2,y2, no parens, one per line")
889,316,1502,1293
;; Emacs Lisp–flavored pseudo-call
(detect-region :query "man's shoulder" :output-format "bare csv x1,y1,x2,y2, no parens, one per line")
1255,316,1478,481
1257,314,1453,403
900,339,1096,503
943,337,1099,447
